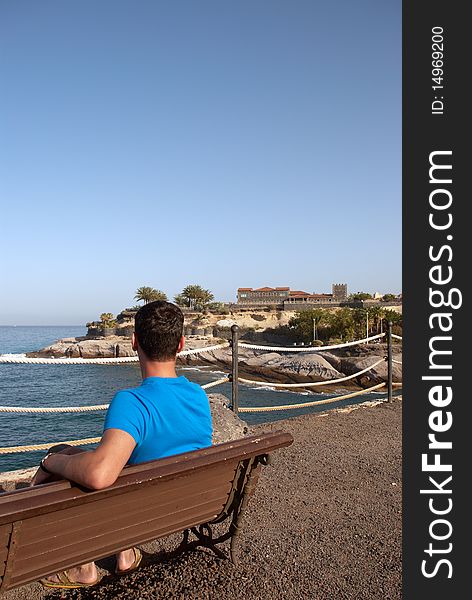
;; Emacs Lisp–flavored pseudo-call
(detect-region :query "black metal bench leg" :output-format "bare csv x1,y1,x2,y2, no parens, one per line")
177,458,265,566
178,528,190,551
229,524,240,566
227,460,263,565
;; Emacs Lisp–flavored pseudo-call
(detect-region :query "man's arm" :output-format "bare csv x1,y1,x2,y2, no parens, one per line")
39,429,137,490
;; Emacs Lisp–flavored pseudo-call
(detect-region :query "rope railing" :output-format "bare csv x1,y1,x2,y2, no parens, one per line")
392,334,402,340
238,358,385,389
0,437,101,455
392,359,402,365
0,404,109,414
0,380,400,453
180,343,228,356
201,376,230,390
0,343,229,365
0,377,230,414
238,383,387,413
0,377,231,453
239,333,385,353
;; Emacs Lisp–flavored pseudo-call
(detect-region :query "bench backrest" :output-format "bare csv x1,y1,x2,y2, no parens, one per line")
0,431,292,593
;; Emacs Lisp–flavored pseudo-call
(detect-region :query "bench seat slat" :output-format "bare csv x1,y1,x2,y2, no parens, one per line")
11,499,226,586
20,464,237,542
19,484,230,558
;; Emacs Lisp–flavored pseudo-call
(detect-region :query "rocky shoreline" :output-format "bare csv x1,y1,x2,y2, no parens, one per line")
26,335,402,392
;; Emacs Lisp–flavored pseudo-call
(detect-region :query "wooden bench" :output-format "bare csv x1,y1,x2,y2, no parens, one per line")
0,431,293,593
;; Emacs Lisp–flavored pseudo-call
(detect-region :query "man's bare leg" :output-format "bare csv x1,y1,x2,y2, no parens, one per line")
42,563,98,586
115,548,138,572
31,445,99,586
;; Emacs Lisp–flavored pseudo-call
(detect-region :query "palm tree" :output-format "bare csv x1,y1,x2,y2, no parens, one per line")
377,306,387,333
329,308,356,340
368,306,384,334
150,289,167,302
134,287,167,304
174,293,188,307
352,308,368,337
100,313,116,328
180,285,214,309
383,309,403,334
181,285,202,308
194,289,214,311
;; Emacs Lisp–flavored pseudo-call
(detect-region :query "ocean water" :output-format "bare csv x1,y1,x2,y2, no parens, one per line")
0,326,389,472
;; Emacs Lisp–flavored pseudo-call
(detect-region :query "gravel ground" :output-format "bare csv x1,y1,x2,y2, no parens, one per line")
4,399,402,600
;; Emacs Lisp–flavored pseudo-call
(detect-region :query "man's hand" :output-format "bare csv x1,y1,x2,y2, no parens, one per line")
30,445,84,486
29,466,56,486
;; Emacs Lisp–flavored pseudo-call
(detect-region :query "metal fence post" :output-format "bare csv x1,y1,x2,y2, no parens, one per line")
387,321,393,403
230,324,239,413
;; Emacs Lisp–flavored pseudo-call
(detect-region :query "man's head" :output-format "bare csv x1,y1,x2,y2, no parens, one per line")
133,301,184,361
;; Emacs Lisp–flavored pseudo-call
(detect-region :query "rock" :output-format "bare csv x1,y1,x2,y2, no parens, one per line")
178,346,232,370
208,393,249,444
216,318,236,328
333,354,402,385
78,339,135,359
318,351,343,371
0,468,36,492
27,337,136,359
239,352,344,386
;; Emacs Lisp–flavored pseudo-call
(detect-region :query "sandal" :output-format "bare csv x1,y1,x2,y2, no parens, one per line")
40,570,100,589
115,547,143,575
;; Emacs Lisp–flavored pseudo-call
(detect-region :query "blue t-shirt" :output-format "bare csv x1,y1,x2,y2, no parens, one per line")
103,376,212,464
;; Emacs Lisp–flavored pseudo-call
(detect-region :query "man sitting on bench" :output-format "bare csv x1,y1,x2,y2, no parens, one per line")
31,301,213,589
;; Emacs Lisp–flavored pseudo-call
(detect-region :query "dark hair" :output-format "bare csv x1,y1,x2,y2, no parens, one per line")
134,301,184,360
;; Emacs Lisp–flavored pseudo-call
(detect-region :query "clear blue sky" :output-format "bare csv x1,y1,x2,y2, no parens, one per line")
0,0,401,325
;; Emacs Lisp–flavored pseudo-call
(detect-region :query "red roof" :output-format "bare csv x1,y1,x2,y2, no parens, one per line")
287,292,334,299
251,287,289,292
238,286,295,293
